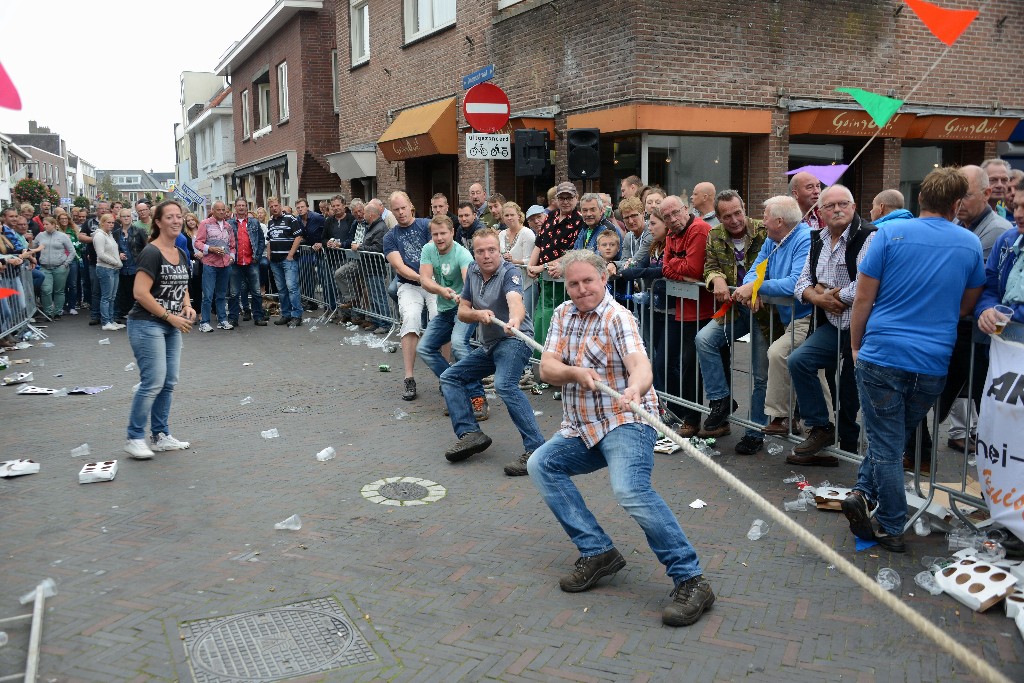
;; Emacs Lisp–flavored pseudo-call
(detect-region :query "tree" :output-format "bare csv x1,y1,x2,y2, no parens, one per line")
13,178,59,208
73,196,90,209
97,176,121,201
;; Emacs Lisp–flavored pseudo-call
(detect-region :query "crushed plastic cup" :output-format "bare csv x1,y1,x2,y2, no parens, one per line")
308,325,318,332
914,571,944,596
98,338,110,345
132,382,141,394
782,472,806,484
913,517,930,537
70,444,90,458
40,342,55,348
240,396,253,405
393,409,408,420
875,568,901,592
817,480,832,488
976,539,1007,562
766,439,785,457
947,527,982,552
124,362,136,371
315,447,336,462
274,514,302,531
783,498,808,512
18,578,57,605
747,519,769,540
261,428,280,439
798,489,816,503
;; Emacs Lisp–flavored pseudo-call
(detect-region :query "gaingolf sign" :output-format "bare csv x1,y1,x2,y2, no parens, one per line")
462,82,510,134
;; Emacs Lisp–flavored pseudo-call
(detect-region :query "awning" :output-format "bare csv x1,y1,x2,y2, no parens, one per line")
789,109,915,137
566,104,771,135
906,115,1019,141
232,154,289,179
325,143,377,178
377,97,457,161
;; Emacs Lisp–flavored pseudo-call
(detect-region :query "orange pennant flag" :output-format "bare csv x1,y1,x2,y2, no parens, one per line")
750,259,769,306
712,300,732,320
905,0,979,46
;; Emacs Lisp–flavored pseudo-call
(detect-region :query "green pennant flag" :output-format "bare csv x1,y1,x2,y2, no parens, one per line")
835,87,904,129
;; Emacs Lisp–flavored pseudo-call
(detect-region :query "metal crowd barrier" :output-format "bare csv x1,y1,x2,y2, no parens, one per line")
0,262,45,341
520,268,1000,534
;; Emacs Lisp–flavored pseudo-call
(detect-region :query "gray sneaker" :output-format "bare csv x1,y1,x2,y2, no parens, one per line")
503,451,532,477
559,548,626,593
662,575,715,626
444,431,492,462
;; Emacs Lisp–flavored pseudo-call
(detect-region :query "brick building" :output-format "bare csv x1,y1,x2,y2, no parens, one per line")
217,0,339,210
328,0,1024,215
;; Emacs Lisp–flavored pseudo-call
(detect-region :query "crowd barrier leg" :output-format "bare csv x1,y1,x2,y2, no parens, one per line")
0,264,46,341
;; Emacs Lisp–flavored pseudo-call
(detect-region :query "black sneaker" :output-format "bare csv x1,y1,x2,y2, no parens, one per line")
242,310,252,321
662,575,715,626
228,319,239,328
254,318,268,326
89,319,101,325
874,530,906,553
559,548,626,593
444,431,492,462
402,377,417,401
503,451,532,477
274,316,292,326
698,397,735,437
840,490,878,542
734,435,763,455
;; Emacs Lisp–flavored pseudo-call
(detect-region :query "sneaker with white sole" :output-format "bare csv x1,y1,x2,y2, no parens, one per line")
101,322,120,331
218,320,233,330
151,432,190,451
114,322,126,329
198,322,214,333
124,438,155,460
68,308,78,315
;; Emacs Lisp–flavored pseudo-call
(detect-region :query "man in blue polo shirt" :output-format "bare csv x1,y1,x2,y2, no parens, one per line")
844,167,986,553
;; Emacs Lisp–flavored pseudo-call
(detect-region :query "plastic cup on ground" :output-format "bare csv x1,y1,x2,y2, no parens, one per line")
274,514,302,530
876,568,901,592
71,444,90,457
747,519,769,540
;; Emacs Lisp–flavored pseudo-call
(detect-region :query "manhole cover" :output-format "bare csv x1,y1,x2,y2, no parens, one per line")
181,597,375,682
362,477,446,506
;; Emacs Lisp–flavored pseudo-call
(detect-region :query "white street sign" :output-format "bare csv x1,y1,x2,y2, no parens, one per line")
466,133,510,160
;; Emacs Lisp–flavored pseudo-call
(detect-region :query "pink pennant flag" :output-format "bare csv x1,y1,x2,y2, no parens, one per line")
0,60,21,110
786,164,850,188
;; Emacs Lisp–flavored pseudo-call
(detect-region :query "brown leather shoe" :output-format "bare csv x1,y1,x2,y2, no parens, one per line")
793,424,835,456
946,437,975,452
676,422,700,438
903,454,931,475
762,417,802,436
786,453,840,467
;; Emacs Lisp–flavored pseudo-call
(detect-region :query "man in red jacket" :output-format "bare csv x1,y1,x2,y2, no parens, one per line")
658,195,715,436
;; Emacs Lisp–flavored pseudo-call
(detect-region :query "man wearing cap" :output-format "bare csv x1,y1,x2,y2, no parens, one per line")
527,181,586,346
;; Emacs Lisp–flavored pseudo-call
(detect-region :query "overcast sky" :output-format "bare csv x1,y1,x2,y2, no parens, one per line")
0,0,275,173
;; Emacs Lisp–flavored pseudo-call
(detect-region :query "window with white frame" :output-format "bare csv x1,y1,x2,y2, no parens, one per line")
331,50,339,112
241,89,251,138
403,0,455,43
350,0,369,64
258,83,272,130
277,62,289,122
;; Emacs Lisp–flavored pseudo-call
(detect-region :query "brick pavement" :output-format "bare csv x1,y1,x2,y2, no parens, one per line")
1,314,1022,682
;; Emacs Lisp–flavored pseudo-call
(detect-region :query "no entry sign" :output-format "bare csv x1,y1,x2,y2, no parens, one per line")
463,82,510,134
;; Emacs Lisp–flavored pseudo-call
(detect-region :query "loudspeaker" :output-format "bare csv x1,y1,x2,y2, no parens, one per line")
567,128,600,180
514,129,548,177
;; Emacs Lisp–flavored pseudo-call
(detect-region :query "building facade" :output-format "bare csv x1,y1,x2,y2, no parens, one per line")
0,133,33,209
97,170,166,205
185,86,237,206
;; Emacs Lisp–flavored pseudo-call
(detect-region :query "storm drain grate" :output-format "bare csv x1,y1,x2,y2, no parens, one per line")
362,477,446,506
180,596,375,682
379,482,429,500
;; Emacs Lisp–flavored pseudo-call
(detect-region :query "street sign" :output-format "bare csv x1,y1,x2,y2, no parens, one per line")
461,64,495,90
60,197,73,206
172,182,206,206
463,82,510,134
466,133,510,160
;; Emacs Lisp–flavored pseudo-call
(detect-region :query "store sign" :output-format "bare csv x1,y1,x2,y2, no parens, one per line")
908,115,1019,141
466,133,510,160
789,109,914,137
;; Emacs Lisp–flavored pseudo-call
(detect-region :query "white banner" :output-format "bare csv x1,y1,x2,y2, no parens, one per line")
976,334,1024,541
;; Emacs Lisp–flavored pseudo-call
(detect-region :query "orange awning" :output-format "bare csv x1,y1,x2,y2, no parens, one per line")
378,98,458,161
567,104,771,135
905,115,1018,141
789,109,915,137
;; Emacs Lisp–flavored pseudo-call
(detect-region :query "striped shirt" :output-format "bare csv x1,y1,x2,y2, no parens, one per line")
543,292,659,447
794,224,874,330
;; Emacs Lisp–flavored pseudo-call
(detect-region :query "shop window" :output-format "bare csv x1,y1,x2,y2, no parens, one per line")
645,135,734,200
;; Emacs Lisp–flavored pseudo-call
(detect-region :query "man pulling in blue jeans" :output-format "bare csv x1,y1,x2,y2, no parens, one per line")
527,249,714,627
439,228,546,474
416,215,488,420
844,167,985,553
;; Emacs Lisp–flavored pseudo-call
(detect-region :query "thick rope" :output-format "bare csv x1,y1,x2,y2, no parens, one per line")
487,315,1010,683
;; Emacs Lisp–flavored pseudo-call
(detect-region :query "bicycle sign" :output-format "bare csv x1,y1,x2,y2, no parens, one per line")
466,133,510,160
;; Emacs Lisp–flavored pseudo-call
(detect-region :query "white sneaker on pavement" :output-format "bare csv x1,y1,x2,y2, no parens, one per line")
102,322,120,331
151,433,190,451
124,438,155,460
218,320,233,330
198,322,213,333
68,308,78,315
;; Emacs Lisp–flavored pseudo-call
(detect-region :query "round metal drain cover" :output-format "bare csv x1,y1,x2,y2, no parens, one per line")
190,607,368,680
362,477,446,506
379,482,429,500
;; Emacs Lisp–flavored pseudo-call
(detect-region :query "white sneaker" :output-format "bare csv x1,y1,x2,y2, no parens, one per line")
124,438,155,460
151,432,190,451
198,322,214,333
218,320,233,330
102,322,119,331
114,322,126,330
68,308,78,315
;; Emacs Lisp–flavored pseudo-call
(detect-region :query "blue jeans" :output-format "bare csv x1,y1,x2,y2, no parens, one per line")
440,337,545,452
787,320,860,446
89,264,101,321
64,259,80,310
527,422,704,584
417,307,482,396
854,360,945,535
270,259,302,319
694,307,768,436
228,262,265,321
126,318,182,440
201,264,231,325
96,266,119,325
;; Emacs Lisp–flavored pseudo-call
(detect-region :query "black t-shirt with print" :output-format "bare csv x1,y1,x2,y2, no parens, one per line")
128,244,190,321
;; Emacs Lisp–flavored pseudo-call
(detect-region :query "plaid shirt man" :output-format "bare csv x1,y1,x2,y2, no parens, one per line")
544,291,659,447
794,224,874,330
